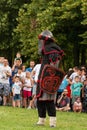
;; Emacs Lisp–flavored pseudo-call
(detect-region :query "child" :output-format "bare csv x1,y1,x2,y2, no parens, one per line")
71,76,83,105
22,71,33,108
14,52,22,64
12,76,22,107
73,97,82,113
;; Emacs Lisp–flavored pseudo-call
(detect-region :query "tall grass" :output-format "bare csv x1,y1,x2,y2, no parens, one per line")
0,106,87,130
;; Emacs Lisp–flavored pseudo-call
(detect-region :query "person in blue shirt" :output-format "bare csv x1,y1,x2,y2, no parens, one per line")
26,60,35,72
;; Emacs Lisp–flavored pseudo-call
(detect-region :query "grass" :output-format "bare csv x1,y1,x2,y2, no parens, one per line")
0,106,87,130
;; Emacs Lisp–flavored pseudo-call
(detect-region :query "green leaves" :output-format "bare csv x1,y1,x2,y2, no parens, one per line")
0,0,87,67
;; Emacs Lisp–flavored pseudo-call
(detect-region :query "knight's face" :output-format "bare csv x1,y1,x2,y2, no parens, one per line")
38,39,44,55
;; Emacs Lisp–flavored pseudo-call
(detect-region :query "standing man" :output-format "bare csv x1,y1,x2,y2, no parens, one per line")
26,60,35,73
36,30,64,127
0,59,12,106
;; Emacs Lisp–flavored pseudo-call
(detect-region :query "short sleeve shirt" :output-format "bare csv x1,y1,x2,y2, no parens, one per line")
71,82,83,96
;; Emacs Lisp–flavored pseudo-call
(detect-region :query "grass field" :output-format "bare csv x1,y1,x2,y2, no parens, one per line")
0,106,87,130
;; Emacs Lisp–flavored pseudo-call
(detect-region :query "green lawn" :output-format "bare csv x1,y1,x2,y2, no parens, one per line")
0,106,87,130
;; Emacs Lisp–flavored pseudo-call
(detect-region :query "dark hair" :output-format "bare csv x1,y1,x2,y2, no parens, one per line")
75,97,80,101
18,66,22,70
75,75,79,79
66,70,74,78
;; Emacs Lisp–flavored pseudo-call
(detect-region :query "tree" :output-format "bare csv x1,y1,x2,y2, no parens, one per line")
15,0,51,64
0,0,30,65
15,0,87,69
80,0,87,65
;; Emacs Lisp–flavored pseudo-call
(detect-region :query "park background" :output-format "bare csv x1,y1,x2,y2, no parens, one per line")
0,0,87,70
0,1,87,130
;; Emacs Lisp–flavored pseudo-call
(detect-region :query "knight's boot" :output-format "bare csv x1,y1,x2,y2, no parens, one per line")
49,116,56,127
37,117,45,125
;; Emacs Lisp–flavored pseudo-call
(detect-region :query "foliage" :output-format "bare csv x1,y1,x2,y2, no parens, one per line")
0,0,87,68
80,0,87,44
15,0,52,63
15,0,85,67
0,0,30,64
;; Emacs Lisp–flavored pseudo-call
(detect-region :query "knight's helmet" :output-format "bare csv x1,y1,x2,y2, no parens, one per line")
39,30,53,39
38,30,54,55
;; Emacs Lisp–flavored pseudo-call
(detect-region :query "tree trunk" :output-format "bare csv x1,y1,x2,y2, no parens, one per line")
81,44,86,66
73,43,80,66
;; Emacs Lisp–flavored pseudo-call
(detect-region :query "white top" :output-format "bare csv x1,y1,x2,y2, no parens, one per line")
16,72,26,79
12,82,22,94
23,78,32,91
33,64,41,82
74,101,82,107
69,72,79,83
81,75,86,82
0,65,11,84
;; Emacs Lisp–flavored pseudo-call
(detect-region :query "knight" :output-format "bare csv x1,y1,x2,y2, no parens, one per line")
36,30,64,127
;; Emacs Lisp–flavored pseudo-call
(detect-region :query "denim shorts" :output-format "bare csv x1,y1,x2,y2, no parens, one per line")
13,94,21,101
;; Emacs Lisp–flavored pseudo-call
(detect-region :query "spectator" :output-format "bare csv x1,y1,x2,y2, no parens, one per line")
69,67,81,84
0,57,4,67
22,71,33,108
12,58,22,76
56,69,73,109
12,76,22,107
82,79,87,112
26,60,35,73
73,97,82,113
71,76,83,105
14,52,22,64
11,58,22,94
30,63,41,108
0,57,4,103
15,66,26,82
21,64,26,79
80,68,86,83
56,89,70,111
0,59,12,106
21,64,26,72
57,69,74,95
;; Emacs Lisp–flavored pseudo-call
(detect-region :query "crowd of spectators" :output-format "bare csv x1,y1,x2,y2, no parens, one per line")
0,53,87,113
56,66,87,113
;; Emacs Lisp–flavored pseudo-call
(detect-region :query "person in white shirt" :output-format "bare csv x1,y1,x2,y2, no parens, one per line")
0,57,4,67
0,59,12,106
69,67,81,84
15,66,26,82
12,76,22,107
30,64,41,108
22,71,33,108
32,64,41,83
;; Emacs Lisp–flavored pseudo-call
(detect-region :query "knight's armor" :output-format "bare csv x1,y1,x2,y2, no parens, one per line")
36,30,64,100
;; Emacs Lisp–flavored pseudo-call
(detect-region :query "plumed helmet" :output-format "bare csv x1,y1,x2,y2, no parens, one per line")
38,30,53,40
